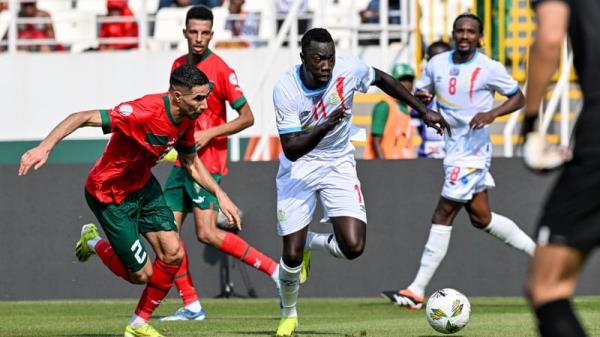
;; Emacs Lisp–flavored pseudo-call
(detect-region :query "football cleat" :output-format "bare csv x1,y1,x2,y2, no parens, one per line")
381,289,424,310
124,324,164,337
159,307,207,321
299,250,311,284
275,316,298,337
75,223,100,262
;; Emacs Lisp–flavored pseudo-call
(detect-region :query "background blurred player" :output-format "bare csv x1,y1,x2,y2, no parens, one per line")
410,40,452,158
524,1,599,336
273,28,449,336
18,64,240,337
381,13,535,309
160,5,280,321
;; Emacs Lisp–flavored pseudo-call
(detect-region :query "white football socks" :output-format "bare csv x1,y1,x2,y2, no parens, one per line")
306,231,347,259
87,237,101,252
129,314,147,328
278,259,300,318
184,300,202,313
483,212,535,256
407,224,453,297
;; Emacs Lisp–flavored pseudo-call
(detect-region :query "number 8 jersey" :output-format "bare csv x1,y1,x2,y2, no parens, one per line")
416,51,519,169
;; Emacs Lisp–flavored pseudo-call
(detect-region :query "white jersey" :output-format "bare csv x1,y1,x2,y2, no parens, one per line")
416,51,519,168
273,55,376,160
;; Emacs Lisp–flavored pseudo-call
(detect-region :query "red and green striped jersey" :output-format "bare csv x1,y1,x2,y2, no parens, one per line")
85,93,196,204
171,50,247,175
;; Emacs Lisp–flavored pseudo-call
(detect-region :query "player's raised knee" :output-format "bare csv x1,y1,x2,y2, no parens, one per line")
341,241,365,260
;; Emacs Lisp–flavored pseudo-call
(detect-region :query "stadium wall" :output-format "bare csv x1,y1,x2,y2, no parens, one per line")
2,159,599,300
0,47,395,142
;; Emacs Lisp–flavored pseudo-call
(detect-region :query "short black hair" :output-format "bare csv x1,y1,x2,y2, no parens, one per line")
427,40,451,59
453,12,483,34
186,5,213,25
301,28,334,54
170,64,209,90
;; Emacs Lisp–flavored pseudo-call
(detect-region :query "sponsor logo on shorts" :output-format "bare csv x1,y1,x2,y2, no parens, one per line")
277,209,287,223
192,196,205,204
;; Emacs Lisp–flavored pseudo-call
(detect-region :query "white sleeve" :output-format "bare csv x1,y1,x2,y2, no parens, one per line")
486,60,520,96
350,56,376,93
415,60,434,93
273,83,302,134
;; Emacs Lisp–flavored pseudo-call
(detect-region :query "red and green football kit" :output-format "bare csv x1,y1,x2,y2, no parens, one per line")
85,93,196,272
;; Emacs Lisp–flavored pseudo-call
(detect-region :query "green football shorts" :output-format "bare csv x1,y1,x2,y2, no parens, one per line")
163,166,221,213
85,175,177,272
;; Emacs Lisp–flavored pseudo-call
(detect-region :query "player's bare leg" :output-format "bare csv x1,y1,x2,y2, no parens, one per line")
307,216,366,259
527,245,587,337
467,191,535,255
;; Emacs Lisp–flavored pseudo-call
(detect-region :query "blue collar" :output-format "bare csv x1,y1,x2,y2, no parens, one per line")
449,50,479,66
294,65,330,96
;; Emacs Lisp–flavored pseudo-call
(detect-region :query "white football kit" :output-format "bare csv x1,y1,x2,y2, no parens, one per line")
416,51,519,201
273,56,375,236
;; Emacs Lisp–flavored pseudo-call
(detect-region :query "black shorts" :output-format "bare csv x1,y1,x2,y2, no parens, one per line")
536,154,600,251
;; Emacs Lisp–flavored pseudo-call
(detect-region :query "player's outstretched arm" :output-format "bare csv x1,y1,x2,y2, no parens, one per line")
521,0,569,136
194,103,255,149
280,107,346,161
470,90,525,129
372,68,451,136
18,110,102,176
180,152,242,228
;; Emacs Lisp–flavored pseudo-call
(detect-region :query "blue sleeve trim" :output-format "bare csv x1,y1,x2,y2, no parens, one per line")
278,127,302,135
504,85,520,97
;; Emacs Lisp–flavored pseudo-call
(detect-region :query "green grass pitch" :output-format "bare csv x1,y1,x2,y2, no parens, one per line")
1,297,599,336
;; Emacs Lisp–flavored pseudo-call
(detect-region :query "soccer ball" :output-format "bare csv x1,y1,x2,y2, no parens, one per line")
425,288,471,334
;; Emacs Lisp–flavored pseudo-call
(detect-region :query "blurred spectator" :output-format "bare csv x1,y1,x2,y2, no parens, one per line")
364,63,417,159
17,0,60,52
359,0,401,24
158,0,223,9
0,2,8,11
223,0,259,47
98,0,139,51
275,0,309,37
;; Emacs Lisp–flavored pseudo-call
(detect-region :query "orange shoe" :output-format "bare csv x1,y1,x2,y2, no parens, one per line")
381,288,424,310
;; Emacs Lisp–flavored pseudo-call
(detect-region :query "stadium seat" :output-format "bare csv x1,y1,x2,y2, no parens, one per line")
76,0,107,16
52,10,98,52
0,11,11,44
209,6,232,47
153,7,187,48
36,0,72,16
129,0,160,15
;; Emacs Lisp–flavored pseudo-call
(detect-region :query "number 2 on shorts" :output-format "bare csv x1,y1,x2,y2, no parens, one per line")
131,239,147,264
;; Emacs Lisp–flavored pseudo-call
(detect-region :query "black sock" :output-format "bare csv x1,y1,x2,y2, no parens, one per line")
536,298,587,337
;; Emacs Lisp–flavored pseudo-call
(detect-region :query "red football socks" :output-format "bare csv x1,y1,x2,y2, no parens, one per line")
134,258,180,320
173,240,199,306
95,240,130,282
220,232,277,275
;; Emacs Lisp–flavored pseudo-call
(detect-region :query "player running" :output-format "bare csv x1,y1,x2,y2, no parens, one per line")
160,5,280,321
273,28,450,336
19,65,240,337
381,13,536,309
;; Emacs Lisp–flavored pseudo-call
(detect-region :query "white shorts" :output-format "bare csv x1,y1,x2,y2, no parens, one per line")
441,165,495,202
276,154,367,236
